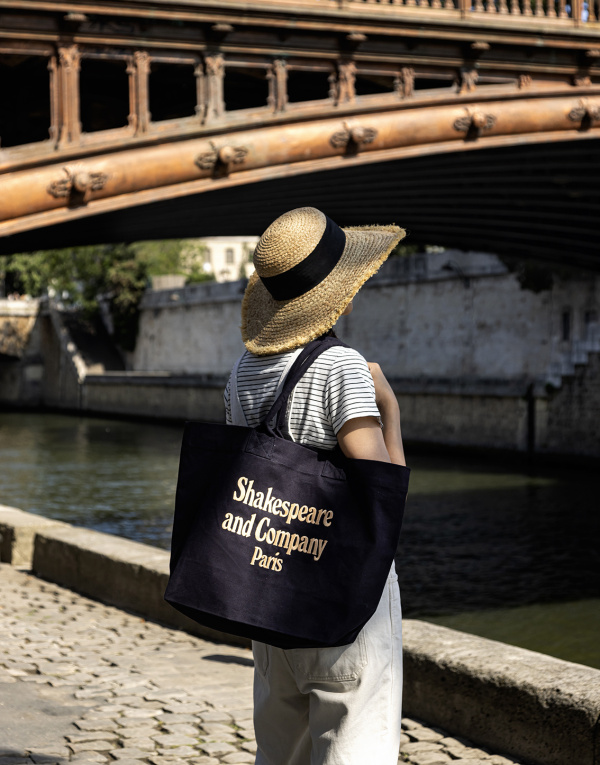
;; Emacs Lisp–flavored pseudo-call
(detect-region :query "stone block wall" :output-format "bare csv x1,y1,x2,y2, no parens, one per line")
133,280,246,376
540,351,600,458
0,298,43,405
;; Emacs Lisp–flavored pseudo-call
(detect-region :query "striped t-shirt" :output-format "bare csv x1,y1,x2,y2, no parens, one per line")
224,345,381,451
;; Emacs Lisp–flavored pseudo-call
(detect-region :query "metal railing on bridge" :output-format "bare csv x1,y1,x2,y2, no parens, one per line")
275,0,600,24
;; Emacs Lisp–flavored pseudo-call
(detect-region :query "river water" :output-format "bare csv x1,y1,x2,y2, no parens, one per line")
1,412,598,669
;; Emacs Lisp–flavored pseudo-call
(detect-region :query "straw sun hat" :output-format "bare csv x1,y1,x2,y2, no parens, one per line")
241,207,406,355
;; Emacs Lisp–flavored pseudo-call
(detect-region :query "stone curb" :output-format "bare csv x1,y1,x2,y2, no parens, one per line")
403,620,600,765
1,505,599,765
0,505,68,567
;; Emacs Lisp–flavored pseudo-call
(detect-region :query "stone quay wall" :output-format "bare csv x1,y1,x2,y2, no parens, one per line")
1,504,599,765
0,298,44,405
128,252,600,458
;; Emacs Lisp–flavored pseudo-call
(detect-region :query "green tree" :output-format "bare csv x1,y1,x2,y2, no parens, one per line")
132,239,185,277
3,243,148,350
2,238,218,349
105,253,149,351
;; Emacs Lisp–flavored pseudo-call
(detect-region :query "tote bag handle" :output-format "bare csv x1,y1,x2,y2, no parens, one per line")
261,336,347,438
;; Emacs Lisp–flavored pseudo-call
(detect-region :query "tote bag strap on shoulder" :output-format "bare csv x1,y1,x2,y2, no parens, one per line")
262,335,347,437
230,348,303,428
229,354,248,427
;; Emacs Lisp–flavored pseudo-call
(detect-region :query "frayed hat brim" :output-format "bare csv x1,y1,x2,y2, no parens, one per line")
241,224,405,355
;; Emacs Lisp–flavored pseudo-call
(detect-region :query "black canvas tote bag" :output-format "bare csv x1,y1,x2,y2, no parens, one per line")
164,336,410,649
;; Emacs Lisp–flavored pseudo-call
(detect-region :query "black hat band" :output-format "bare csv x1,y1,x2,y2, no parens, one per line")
260,215,347,301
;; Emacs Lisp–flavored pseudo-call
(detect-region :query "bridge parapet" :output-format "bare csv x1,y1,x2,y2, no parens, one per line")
261,0,599,25
2,0,600,170
1,0,600,257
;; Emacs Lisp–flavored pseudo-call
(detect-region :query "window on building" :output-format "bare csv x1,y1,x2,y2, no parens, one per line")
286,69,332,103
224,67,269,111
149,62,197,122
0,54,51,147
225,248,235,265
561,310,571,342
80,58,130,133
204,248,212,265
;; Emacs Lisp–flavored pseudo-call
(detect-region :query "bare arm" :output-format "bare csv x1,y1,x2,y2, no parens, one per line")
337,416,391,462
337,364,406,466
368,362,406,466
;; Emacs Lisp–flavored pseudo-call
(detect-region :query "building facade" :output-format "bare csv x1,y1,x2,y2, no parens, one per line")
181,236,259,283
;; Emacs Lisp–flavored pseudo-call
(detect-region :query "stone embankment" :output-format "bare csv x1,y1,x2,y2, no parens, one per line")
1,504,599,765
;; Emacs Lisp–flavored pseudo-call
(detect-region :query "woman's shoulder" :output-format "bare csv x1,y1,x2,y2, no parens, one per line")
235,343,368,378
237,348,294,373
318,344,369,370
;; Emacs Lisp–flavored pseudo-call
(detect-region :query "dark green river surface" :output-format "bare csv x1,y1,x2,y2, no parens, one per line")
1,412,598,669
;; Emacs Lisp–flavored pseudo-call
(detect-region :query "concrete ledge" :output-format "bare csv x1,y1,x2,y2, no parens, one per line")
81,376,225,421
0,505,66,567
140,279,246,310
402,620,600,765
1,506,599,765
30,522,248,648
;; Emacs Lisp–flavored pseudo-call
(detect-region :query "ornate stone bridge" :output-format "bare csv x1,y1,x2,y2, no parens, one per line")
1,0,600,265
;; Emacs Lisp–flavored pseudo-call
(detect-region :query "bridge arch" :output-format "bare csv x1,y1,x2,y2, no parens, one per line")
1,0,600,264
2,134,599,269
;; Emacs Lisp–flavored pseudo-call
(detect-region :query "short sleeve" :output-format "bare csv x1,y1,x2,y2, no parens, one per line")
324,348,381,435
224,375,232,425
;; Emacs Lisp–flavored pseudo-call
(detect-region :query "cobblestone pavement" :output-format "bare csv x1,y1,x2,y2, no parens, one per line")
0,565,521,765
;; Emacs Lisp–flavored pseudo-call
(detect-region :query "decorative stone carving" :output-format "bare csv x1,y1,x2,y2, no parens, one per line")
128,51,151,134
195,142,248,171
218,145,248,164
334,61,356,106
453,107,497,137
457,67,478,94
330,122,377,149
195,145,218,170
573,75,592,87
194,62,206,122
47,166,108,199
518,74,533,90
205,54,225,121
394,67,415,99
58,44,81,72
267,60,288,113
57,44,82,146
568,98,600,124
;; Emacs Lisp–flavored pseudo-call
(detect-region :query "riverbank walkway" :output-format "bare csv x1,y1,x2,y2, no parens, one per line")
0,564,521,765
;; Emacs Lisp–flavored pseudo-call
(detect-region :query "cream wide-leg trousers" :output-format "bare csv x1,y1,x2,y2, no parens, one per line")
251,565,403,765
